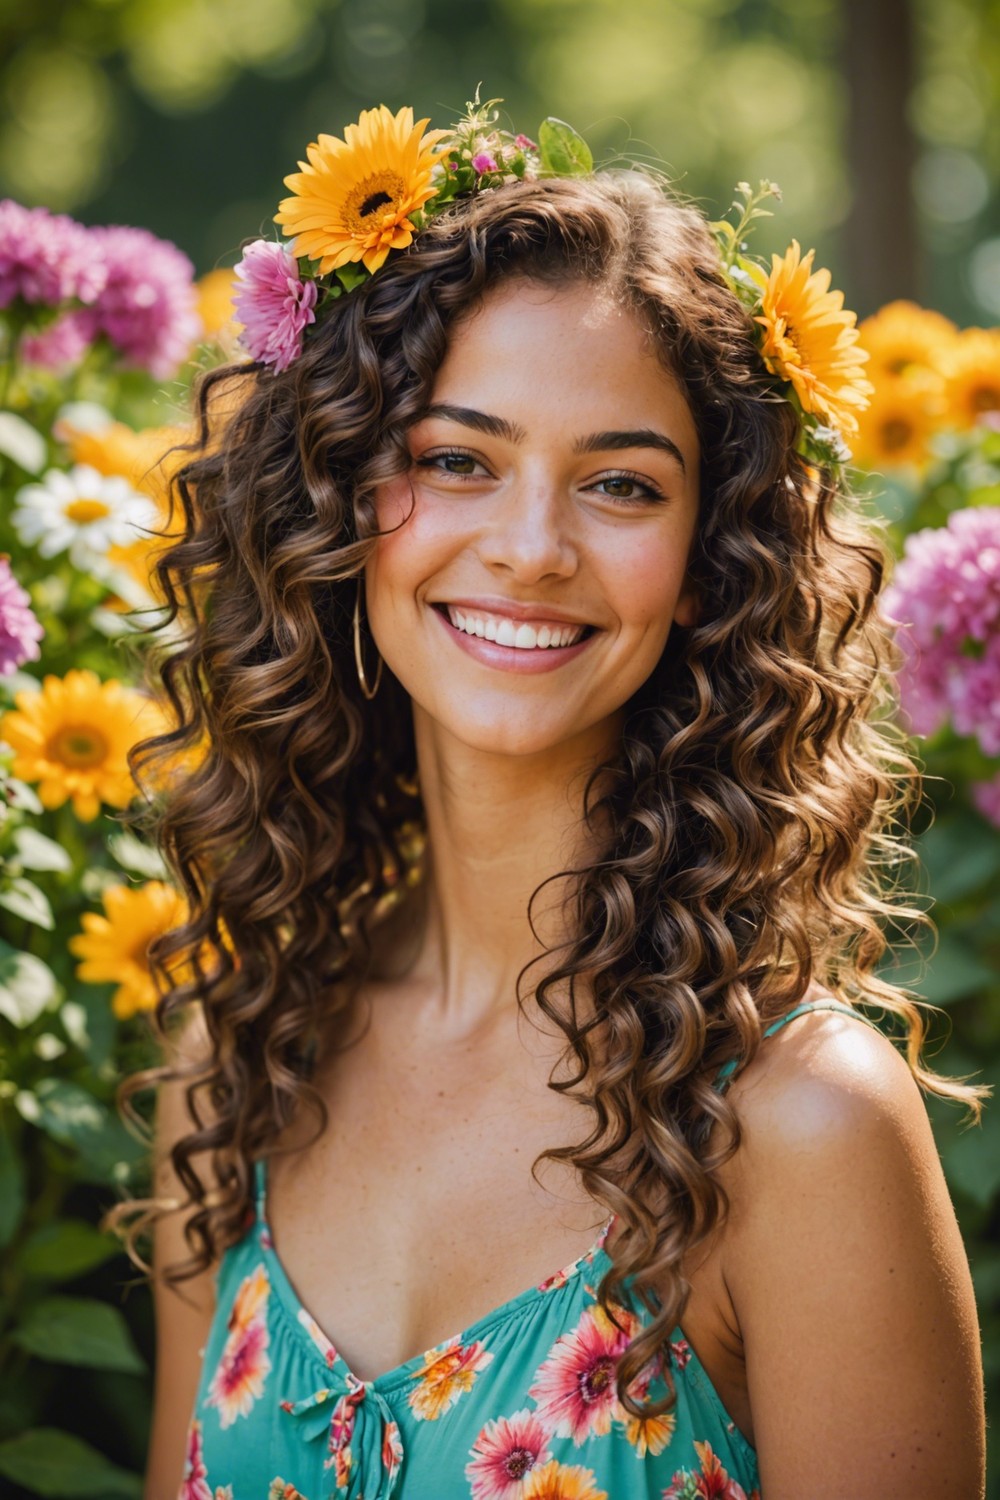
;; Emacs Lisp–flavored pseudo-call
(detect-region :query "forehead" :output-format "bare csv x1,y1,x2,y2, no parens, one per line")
432,278,699,456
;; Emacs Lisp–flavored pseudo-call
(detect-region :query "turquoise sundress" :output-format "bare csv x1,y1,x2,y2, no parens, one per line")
179,998,882,1500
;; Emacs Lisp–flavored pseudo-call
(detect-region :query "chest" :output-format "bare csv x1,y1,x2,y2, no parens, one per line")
261,1012,755,1449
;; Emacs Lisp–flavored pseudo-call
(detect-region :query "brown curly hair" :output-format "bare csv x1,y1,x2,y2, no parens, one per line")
104,168,988,1421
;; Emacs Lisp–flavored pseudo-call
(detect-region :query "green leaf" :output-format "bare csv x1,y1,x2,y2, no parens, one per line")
334,262,369,293
0,1122,25,1248
941,1105,1000,1208
538,117,593,177
11,827,73,874
10,1295,146,1374
32,1078,144,1180
18,1219,122,1281
917,814,1000,906
105,828,167,879
0,943,59,1027
0,1428,141,1497
0,876,54,929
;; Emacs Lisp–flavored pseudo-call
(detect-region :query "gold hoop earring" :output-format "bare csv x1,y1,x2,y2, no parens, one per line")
353,576,383,701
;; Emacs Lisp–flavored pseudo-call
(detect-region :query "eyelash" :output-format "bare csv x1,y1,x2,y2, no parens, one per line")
414,449,665,506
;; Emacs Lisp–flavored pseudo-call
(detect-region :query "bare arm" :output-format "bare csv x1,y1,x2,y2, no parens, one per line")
143,1007,221,1500
722,1013,986,1499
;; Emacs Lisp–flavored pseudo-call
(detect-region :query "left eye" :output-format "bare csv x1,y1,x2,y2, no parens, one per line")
591,473,662,504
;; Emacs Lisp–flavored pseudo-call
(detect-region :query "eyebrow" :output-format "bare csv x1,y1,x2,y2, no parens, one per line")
420,404,687,475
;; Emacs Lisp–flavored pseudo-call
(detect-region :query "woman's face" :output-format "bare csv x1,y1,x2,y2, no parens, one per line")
366,277,701,761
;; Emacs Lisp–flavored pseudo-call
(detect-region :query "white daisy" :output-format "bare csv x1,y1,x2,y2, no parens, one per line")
11,464,158,571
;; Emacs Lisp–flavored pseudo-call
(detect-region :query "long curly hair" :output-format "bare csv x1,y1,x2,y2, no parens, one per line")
104,169,988,1420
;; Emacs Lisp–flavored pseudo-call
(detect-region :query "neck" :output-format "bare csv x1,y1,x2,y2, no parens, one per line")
388,706,623,1038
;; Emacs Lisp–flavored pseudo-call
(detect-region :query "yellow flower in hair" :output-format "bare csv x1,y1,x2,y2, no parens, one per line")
942,326,1000,430
274,104,450,276
755,239,873,437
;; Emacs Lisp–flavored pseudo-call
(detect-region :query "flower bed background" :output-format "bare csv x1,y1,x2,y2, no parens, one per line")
0,203,997,1497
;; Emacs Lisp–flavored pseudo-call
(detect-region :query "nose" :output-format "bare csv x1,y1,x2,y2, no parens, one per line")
475,474,579,583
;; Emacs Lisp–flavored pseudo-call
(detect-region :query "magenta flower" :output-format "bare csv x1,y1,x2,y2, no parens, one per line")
972,773,1000,830
515,134,537,151
232,239,318,373
20,310,94,370
0,200,106,311
85,224,203,378
0,557,43,675
465,1410,552,1499
881,506,1000,755
472,153,499,174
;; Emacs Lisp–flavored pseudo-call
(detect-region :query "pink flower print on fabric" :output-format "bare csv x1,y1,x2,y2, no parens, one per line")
179,1417,213,1500
324,1385,364,1487
232,239,318,373
408,1337,495,1421
466,1409,553,1499
528,1303,638,1445
296,1304,338,1368
204,1264,272,1428
662,1439,759,1500
669,1338,692,1371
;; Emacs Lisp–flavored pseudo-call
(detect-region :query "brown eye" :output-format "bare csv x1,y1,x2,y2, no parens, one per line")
416,450,485,477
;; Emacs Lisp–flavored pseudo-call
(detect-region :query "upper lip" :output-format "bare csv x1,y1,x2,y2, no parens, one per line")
434,596,596,626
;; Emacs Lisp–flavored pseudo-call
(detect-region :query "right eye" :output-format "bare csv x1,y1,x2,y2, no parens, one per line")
415,449,489,477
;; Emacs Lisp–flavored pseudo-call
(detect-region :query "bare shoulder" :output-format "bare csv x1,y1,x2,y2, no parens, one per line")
717,990,986,1499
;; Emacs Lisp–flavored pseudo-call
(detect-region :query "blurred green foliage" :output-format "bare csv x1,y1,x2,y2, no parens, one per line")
0,0,998,322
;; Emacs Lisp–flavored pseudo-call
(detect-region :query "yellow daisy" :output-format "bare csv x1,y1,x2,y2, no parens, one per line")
274,104,451,275
66,419,191,519
0,668,165,821
68,879,191,1020
857,299,958,385
942,326,1000,430
196,266,243,340
755,239,873,436
851,371,945,472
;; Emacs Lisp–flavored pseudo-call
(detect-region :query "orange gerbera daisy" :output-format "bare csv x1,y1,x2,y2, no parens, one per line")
943,326,1000,429
521,1460,608,1500
851,370,945,472
274,104,450,275
755,239,873,437
68,879,192,1020
0,669,165,821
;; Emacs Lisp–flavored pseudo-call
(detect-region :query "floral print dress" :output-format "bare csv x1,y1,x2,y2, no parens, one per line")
179,998,882,1499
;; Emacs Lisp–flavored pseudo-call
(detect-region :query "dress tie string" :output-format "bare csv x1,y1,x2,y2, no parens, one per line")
281,1369,403,1499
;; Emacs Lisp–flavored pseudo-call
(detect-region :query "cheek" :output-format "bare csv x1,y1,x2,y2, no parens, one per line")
602,533,691,630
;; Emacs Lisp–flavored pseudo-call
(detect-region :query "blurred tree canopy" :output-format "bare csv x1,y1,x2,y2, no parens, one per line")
0,0,998,323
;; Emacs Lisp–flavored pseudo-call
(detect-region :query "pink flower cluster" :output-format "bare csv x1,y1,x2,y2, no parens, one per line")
2,199,202,379
231,240,317,373
0,556,44,676
0,200,107,310
882,506,1000,760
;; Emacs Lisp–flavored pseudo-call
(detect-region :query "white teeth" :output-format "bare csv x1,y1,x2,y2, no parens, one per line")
444,606,586,649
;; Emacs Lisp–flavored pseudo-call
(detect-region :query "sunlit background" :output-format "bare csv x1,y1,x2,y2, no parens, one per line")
2,0,998,324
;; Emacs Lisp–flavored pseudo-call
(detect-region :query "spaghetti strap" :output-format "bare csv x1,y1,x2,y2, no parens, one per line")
253,1156,267,1222
713,997,882,1092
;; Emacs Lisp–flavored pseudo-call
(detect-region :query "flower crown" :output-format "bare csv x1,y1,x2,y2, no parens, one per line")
232,93,872,476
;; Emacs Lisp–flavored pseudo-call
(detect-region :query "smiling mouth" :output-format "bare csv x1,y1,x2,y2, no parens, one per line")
432,603,598,650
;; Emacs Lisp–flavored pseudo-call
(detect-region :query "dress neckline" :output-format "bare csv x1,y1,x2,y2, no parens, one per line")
252,1154,617,1394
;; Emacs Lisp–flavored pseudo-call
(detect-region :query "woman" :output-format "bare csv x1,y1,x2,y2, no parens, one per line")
119,102,987,1500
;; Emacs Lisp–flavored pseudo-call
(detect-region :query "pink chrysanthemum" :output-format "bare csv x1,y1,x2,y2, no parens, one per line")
0,557,44,675
0,199,106,310
465,1409,553,1499
972,772,1000,830
232,239,318,372
881,506,1000,755
528,1304,637,1444
88,224,203,377
20,310,94,370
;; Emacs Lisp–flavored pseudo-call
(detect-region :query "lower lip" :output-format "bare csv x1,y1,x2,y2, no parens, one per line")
432,607,599,674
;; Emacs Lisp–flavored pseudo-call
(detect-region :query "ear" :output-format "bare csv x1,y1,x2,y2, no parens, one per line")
673,579,700,629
